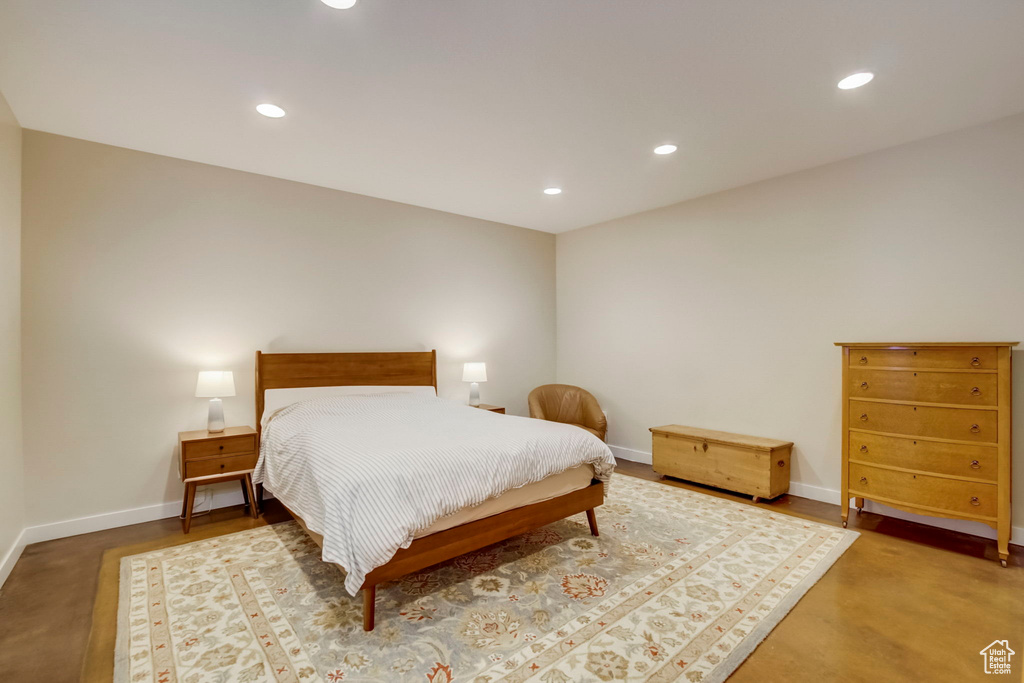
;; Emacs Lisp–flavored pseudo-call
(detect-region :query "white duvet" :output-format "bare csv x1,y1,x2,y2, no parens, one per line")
253,392,616,594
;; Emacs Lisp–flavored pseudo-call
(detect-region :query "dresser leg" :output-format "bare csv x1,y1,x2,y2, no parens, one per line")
182,483,196,534
854,497,864,512
752,496,760,504
998,524,1010,567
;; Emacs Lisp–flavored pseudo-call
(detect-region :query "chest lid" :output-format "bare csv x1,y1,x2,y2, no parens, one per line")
650,425,792,451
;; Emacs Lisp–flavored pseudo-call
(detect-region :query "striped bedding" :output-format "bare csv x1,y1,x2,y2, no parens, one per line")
253,392,616,595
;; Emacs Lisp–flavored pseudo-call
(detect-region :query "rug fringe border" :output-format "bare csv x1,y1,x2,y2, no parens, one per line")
706,527,860,683
113,554,133,683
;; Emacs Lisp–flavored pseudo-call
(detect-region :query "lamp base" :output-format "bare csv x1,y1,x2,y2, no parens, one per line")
468,382,481,407
208,398,225,433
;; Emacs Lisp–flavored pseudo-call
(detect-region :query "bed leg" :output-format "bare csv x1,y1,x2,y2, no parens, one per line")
586,508,599,537
362,585,376,632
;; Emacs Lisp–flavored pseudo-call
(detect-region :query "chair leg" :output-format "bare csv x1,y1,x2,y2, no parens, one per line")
586,508,599,537
363,585,376,631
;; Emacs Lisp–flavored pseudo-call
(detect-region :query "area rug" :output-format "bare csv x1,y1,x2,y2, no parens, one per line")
116,475,857,682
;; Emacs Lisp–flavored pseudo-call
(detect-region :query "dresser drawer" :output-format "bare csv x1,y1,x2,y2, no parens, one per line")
183,433,257,460
849,369,997,407
850,400,996,442
184,453,258,479
849,462,997,518
849,432,997,482
849,346,997,370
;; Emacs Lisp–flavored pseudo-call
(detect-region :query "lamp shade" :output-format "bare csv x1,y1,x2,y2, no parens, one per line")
195,370,236,397
462,362,487,383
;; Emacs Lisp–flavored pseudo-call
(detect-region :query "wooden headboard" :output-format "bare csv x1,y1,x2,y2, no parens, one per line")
254,350,437,437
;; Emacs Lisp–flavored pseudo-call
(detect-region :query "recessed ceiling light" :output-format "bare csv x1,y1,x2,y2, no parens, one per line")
654,144,678,155
321,0,357,8
837,72,874,90
543,187,562,195
256,103,286,118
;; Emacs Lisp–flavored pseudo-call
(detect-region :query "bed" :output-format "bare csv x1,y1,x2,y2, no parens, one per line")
252,349,616,631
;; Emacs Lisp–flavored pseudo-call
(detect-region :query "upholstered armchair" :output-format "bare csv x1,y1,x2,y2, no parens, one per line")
528,384,607,442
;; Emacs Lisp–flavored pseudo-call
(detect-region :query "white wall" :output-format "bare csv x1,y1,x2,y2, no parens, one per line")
21,131,555,530
0,90,24,586
557,112,1024,538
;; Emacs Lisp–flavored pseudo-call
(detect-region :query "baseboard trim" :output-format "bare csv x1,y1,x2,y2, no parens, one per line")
0,528,28,591
20,485,273,547
608,444,652,465
609,443,1023,546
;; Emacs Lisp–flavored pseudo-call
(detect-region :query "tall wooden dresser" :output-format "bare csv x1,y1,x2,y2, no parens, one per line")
836,342,1017,566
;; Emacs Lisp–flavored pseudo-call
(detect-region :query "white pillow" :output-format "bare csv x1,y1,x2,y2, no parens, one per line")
261,385,436,427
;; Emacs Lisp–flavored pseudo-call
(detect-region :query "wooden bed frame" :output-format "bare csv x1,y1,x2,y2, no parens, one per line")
254,349,603,631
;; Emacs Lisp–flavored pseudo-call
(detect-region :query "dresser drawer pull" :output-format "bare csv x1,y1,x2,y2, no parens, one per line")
970,357,981,367
859,356,868,364
970,424,980,433
859,477,868,485
860,414,868,421
860,381,869,389
859,445,868,453
701,439,709,453
970,496,980,506
777,460,785,467
970,387,981,396
970,460,981,469
219,445,225,450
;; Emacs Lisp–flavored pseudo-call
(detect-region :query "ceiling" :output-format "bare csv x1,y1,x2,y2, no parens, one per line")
2,1,1023,233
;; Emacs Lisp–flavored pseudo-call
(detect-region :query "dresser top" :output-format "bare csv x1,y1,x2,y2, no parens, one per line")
834,342,1019,348
649,425,793,450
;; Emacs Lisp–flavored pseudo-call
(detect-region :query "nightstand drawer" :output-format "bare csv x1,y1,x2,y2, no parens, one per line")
183,434,256,460
184,453,258,479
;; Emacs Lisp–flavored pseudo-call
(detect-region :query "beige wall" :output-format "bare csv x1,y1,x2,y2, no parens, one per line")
21,131,555,526
557,112,1024,536
0,90,24,580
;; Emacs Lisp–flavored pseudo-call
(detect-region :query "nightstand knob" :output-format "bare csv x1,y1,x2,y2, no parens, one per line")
860,445,868,453
970,387,981,396
860,414,868,421
970,460,981,469
219,445,224,450
970,424,980,433
970,496,980,506
220,463,225,469
859,477,868,485
860,381,869,389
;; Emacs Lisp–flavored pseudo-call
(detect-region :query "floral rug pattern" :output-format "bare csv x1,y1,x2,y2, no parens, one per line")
117,476,856,682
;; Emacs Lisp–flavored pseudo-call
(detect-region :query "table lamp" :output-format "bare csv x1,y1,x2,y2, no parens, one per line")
462,362,487,406
195,370,235,433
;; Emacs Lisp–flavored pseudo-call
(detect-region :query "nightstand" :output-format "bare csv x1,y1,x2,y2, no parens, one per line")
178,426,259,533
473,404,505,414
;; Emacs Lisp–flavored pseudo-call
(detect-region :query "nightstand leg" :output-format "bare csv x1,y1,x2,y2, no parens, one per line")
244,474,260,519
254,483,264,514
182,483,197,533
240,478,251,513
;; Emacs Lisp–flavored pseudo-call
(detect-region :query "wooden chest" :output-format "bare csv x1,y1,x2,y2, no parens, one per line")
836,342,1017,566
649,425,793,502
